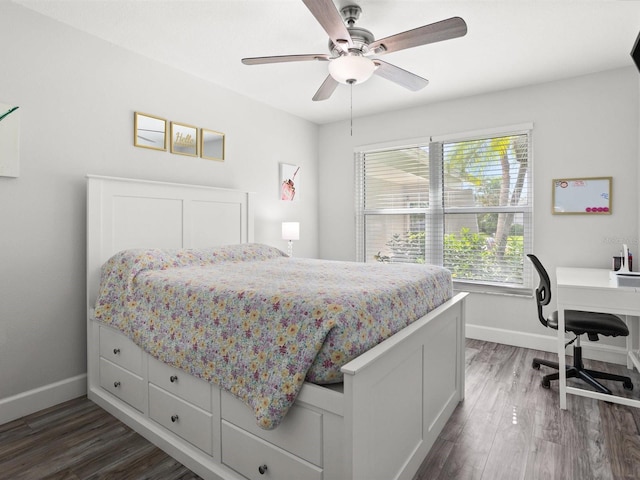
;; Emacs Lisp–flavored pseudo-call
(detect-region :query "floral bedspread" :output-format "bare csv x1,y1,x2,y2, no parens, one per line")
94,243,452,429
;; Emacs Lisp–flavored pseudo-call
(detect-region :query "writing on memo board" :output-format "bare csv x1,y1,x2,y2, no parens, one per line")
552,177,612,215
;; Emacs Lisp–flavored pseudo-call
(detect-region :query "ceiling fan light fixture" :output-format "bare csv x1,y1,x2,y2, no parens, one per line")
328,55,376,85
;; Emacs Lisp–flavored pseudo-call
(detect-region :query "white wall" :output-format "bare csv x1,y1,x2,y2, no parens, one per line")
2,1,637,423
0,3,319,421
318,67,639,357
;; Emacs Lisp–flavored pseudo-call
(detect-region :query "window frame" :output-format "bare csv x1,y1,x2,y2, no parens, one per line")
355,124,534,295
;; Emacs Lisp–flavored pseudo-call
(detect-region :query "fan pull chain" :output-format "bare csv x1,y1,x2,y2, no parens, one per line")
348,79,354,136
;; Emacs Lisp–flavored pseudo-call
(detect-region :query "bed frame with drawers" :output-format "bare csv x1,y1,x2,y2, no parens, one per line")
86,175,467,480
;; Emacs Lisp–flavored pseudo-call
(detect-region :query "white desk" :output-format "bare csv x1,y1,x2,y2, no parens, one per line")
556,267,640,409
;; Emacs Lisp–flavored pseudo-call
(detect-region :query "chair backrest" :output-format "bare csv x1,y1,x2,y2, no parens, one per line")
527,254,550,328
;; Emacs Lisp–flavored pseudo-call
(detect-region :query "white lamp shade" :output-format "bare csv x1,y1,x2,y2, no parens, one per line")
282,222,300,241
328,55,376,85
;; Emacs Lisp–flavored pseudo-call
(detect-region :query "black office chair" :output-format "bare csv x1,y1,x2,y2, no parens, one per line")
527,254,633,394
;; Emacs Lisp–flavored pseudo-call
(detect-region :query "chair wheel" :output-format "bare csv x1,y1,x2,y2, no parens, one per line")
624,380,634,391
532,360,541,370
541,378,551,389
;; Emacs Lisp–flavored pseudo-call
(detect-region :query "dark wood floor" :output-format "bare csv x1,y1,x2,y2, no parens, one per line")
0,397,200,480
415,339,640,480
2,339,640,479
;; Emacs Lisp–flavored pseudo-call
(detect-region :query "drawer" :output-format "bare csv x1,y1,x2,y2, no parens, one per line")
221,391,322,466
222,421,322,480
99,326,143,375
99,358,145,412
148,356,212,412
149,384,213,455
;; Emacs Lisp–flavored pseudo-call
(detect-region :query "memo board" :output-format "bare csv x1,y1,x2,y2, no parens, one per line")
552,177,612,215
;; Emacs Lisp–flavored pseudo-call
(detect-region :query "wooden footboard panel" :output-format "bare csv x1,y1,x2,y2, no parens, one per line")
341,292,467,480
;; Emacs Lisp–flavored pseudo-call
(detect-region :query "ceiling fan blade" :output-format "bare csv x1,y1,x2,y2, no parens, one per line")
312,75,339,101
373,60,429,91
369,17,467,55
302,0,353,51
242,54,330,65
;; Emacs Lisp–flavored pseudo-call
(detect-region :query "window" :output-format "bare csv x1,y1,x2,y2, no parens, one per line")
355,125,533,293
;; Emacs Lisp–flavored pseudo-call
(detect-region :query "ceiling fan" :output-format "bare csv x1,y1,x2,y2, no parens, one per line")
241,0,467,101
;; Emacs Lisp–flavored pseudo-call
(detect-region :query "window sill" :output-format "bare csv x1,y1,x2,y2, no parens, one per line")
453,280,533,297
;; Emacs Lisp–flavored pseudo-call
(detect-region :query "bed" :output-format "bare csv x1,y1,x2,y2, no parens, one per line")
86,175,467,480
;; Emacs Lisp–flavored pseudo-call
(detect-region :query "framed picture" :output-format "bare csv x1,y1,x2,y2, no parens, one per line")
0,101,20,177
280,163,300,201
552,177,612,215
200,128,225,161
134,112,167,151
170,122,198,157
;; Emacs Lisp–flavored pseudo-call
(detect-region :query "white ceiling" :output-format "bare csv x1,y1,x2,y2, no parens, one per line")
13,0,640,124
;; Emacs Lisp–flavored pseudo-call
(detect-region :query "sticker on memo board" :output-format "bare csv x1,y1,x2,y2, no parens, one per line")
552,177,611,215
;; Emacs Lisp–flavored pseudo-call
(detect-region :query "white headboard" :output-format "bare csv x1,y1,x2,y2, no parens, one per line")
86,175,254,308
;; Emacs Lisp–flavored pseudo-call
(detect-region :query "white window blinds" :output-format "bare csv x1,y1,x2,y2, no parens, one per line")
356,127,532,292
355,145,438,265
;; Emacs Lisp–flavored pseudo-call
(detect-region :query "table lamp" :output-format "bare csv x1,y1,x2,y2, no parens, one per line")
282,222,299,257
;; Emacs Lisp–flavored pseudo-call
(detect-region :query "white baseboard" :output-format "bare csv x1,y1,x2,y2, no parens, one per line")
466,324,628,366
0,374,87,426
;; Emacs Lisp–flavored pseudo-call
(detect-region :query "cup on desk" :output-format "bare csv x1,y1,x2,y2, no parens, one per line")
613,256,623,271
613,255,633,271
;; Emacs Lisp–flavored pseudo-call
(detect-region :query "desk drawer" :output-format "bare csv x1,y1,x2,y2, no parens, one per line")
560,286,640,315
99,326,143,375
148,356,211,412
99,358,144,412
222,421,322,480
149,384,213,455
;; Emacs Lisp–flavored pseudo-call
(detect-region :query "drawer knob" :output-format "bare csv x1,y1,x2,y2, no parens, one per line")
170,375,178,383
258,464,268,475
113,348,121,355
113,381,121,388
171,415,179,423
